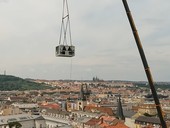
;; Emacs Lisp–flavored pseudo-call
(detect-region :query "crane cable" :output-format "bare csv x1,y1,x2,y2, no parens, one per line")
59,0,73,80
59,0,72,46
69,58,73,80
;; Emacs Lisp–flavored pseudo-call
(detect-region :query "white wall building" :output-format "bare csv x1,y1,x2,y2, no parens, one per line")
0,113,72,128
0,114,46,128
12,103,39,109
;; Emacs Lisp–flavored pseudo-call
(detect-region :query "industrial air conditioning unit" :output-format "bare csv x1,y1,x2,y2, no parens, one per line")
56,45,75,57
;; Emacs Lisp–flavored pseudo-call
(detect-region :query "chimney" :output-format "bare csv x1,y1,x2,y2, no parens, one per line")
100,118,104,124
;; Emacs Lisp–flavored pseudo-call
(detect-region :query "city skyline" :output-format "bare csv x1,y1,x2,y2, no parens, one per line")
0,0,170,81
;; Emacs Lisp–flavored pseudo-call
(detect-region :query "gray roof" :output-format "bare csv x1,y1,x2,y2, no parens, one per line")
35,116,45,120
123,110,136,118
58,125,73,128
0,114,43,125
74,117,92,123
135,116,161,124
72,111,104,118
40,108,71,116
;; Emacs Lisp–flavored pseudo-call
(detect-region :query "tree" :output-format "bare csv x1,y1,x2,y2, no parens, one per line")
8,122,22,128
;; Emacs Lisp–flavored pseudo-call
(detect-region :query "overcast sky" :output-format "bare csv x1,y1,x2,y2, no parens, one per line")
0,0,170,81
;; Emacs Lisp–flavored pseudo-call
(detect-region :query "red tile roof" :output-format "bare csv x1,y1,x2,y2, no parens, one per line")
84,106,114,116
84,118,101,126
40,103,61,110
100,122,109,127
104,122,129,128
100,115,116,122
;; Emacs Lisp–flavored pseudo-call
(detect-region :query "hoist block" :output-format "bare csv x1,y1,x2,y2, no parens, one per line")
56,45,75,57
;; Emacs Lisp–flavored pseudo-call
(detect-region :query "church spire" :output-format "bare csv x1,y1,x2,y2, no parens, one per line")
116,94,125,120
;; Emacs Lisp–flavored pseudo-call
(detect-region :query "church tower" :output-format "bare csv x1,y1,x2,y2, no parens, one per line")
84,84,91,100
116,94,125,120
77,84,87,111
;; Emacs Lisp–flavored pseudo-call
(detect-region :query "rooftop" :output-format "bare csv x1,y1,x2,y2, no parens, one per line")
0,114,43,125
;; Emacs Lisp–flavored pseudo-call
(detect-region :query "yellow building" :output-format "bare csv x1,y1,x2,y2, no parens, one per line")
1,105,23,116
138,104,157,116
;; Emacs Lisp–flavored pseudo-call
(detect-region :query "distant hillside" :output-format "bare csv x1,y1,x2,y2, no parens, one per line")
0,75,52,91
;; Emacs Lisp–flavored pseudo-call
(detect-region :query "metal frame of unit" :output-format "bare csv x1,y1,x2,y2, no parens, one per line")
56,45,75,57
56,0,75,57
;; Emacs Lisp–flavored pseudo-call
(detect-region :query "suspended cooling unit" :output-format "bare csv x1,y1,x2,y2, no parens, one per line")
56,0,75,57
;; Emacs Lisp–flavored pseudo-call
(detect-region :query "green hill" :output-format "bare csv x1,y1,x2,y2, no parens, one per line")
0,75,52,91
